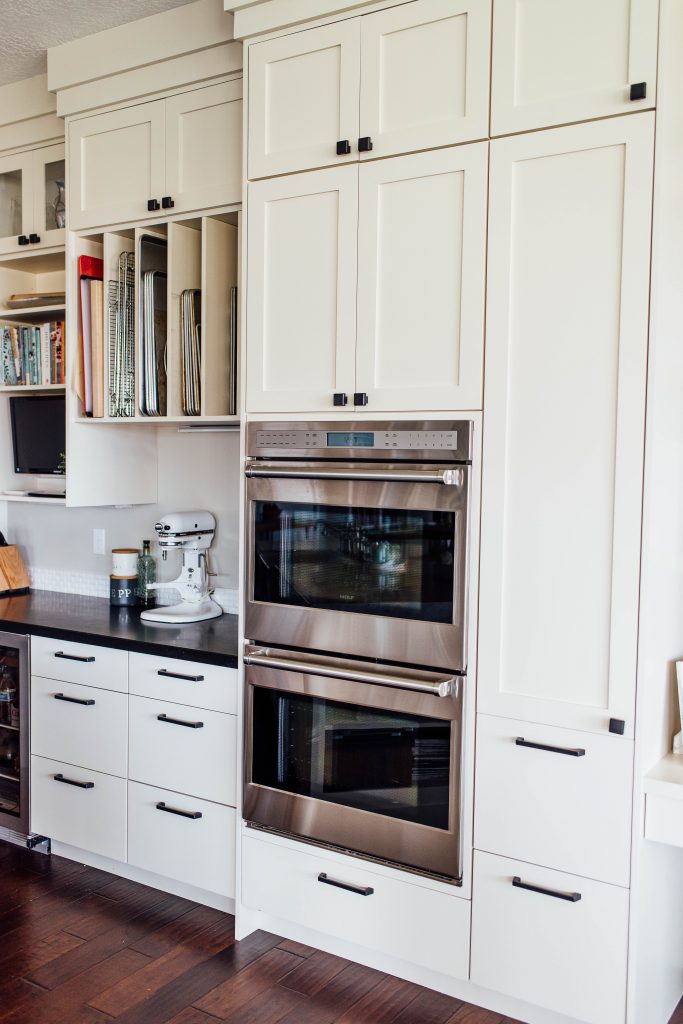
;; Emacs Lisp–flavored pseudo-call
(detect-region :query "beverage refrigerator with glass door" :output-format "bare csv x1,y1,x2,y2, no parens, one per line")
0,631,29,836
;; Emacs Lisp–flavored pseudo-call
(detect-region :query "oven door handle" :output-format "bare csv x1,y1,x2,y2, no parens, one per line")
243,648,459,698
245,463,463,486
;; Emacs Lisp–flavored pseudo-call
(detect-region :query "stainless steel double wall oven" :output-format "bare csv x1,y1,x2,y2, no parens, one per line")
243,422,473,882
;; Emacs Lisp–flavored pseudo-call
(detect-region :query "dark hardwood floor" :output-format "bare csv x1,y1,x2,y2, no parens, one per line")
0,842,679,1024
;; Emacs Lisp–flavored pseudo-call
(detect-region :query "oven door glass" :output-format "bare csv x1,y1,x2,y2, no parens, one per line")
253,501,456,623
252,687,452,830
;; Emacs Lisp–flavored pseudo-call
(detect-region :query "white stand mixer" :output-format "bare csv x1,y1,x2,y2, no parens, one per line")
140,511,223,624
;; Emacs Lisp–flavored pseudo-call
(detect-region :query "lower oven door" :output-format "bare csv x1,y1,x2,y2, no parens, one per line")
243,646,464,882
245,462,470,672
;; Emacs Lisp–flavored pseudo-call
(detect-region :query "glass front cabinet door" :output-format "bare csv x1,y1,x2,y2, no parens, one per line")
0,143,66,255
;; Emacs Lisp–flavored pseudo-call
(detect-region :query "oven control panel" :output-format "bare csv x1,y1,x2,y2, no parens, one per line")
251,423,472,461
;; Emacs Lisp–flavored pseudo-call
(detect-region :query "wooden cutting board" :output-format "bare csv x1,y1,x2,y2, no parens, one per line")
0,547,30,593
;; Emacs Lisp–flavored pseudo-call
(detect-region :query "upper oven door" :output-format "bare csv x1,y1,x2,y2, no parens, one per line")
245,463,470,671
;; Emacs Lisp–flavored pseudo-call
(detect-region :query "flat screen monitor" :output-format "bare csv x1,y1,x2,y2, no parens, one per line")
10,395,65,475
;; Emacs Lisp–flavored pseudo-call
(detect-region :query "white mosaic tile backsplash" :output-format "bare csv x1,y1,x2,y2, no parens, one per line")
28,566,239,614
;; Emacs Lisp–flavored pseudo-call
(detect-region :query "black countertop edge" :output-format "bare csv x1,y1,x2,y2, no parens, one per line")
0,592,239,669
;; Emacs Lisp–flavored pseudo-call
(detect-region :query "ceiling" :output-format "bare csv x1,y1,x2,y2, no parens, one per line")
0,0,195,87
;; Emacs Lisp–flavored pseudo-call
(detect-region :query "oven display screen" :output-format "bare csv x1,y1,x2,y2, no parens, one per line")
327,431,374,448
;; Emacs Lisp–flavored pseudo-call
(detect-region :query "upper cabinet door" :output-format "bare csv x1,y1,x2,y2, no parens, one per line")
0,151,33,255
356,144,487,411
359,0,491,159
491,0,658,135
32,143,66,249
248,20,360,179
478,114,654,737
246,165,358,413
69,101,166,230
165,81,242,214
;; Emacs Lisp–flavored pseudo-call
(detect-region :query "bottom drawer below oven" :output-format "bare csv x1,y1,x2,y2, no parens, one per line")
242,831,470,980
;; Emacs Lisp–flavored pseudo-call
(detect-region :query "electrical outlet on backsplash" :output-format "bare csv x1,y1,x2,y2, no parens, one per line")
27,567,238,614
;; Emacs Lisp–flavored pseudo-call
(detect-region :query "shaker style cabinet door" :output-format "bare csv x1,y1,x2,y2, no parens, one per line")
0,150,33,255
356,144,487,411
69,100,166,230
246,165,358,413
491,0,658,135
165,81,242,214
248,20,360,179
359,0,491,160
478,114,654,737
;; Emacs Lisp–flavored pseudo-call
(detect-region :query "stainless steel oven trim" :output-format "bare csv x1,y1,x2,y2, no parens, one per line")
245,462,465,486
245,470,470,672
243,649,464,882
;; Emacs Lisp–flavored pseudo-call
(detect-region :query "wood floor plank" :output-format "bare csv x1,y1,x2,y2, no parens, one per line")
334,974,426,1024
195,946,303,1018
277,938,318,958
64,886,188,942
209,984,307,1024
279,948,350,996
445,1004,506,1023
167,1010,225,1024
278,961,384,1024
391,988,463,1024
130,904,236,959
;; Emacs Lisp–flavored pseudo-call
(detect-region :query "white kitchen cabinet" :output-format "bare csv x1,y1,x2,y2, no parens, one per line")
474,714,634,886
246,164,358,413
478,114,654,737
356,144,487,411
247,145,488,413
359,0,490,160
129,652,237,714
0,143,66,255
470,851,629,1024
69,101,166,230
248,19,360,179
164,81,242,215
31,634,128,692
248,0,490,179
69,85,242,230
491,0,658,136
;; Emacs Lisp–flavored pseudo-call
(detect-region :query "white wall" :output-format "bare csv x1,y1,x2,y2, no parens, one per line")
6,428,241,592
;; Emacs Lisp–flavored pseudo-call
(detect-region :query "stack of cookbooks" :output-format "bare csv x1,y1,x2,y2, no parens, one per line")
0,321,65,385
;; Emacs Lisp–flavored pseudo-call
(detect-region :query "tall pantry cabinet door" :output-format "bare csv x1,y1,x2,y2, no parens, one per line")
246,166,358,413
359,0,490,159
248,20,360,179
491,0,658,135
68,101,166,230
356,145,487,411
165,81,242,214
478,114,654,738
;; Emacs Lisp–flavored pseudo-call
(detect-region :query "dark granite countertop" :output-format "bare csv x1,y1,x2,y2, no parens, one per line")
0,590,239,668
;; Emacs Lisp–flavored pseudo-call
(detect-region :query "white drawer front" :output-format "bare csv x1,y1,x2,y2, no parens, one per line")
30,754,127,861
242,833,470,980
471,851,629,1024
31,677,128,778
31,635,128,693
128,781,235,897
475,714,634,886
129,653,236,714
129,695,236,806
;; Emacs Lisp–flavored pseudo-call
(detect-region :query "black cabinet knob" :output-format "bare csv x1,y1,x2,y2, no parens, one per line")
336,140,351,156
609,718,626,735
29,233,40,244
161,196,175,209
629,82,647,101
147,199,160,211
333,392,348,406
353,392,369,406
358,136,373,153
17,235,29,246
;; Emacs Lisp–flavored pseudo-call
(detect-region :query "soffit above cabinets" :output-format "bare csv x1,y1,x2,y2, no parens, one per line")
0,0,194,87
227,0,405,40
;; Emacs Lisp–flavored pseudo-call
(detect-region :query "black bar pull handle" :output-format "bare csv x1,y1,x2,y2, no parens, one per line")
515,737,585,757
629,82,647,101
156,801,202,820
54,692,95,707
157,713,204,729
55,651,95,663
161,196,175,209
318,872,374,897
54,773,94,790
358,136,373,152
157,668,204,682
512,876,581,903
336,139,351,155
